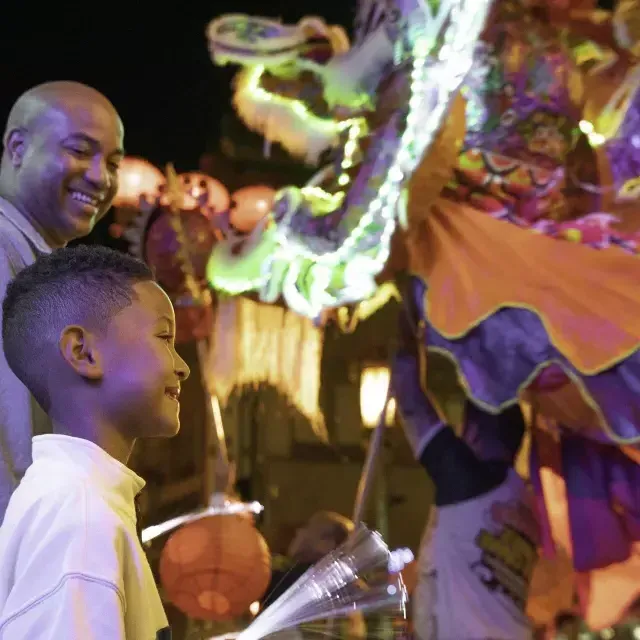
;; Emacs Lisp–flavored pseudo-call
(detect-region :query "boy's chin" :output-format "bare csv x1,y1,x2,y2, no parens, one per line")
146,418,181,438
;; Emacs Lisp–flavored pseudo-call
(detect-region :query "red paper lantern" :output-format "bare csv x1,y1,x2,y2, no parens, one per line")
174,303,214,345
160,515,271,621
114,157,165,208
144,208,217,294
177,173,230,213
230,185,276,233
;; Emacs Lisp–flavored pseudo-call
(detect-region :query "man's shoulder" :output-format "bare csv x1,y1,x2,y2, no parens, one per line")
0,213,32,275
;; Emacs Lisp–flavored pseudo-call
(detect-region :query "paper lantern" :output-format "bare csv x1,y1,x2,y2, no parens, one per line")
144,207,217,294
229,185,276,233
174,303,214,345
177,172,230,213
160,515,271,621
114,157,165,208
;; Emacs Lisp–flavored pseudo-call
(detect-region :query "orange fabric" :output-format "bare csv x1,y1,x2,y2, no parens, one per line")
533,424,640,630
576,545,640,630
407,198,640,374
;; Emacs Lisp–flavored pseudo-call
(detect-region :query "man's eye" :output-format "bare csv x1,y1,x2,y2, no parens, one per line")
68,147,91,156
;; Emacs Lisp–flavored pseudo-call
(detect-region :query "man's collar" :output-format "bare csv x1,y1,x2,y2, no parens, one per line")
0,195,53,254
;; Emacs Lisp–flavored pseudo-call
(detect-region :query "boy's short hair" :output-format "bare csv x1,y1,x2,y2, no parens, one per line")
2,245,154,411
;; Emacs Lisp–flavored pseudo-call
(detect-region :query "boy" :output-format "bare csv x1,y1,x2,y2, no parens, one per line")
392,301,539,640
0,245,189,639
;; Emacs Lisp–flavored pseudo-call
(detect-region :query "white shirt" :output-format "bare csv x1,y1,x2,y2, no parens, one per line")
0,435,170,639
0,196,53,523
414,471,538,640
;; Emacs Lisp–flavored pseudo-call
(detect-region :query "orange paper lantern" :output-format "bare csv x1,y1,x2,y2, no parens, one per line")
114,157,165,208
160,515,272,621
177,173,230,212
229,185,276,233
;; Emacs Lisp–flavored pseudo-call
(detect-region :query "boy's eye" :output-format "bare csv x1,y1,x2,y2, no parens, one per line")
158,334,174,343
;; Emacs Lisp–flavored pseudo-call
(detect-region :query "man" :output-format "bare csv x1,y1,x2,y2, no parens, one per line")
0,81,124,521
266,510,354,604
392,303,539,640
263,511,365,638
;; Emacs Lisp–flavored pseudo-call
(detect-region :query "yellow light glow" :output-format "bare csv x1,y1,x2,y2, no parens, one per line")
360,366,391,428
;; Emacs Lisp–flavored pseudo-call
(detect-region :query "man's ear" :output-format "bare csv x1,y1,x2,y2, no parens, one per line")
59,326,103,380
4,128,27,168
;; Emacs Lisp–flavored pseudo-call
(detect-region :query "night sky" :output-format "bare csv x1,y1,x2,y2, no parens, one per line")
0,0,616,171
0,2,354,172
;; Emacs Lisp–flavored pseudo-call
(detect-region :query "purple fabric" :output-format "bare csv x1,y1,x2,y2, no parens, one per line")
410,277,640,444
606,93,640,187
562,435,640,571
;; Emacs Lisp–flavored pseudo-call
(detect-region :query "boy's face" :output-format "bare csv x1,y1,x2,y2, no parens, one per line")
99,281,190,438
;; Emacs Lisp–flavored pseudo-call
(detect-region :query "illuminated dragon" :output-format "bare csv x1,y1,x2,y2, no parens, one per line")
206,0,492,317
203,0,640,628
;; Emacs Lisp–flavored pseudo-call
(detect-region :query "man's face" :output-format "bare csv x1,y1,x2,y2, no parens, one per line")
98,281,190,439
287,517,340,563
14,99,124,246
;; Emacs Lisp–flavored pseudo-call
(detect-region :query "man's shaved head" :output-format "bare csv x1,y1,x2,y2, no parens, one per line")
0,81,124,247
288,511,354,563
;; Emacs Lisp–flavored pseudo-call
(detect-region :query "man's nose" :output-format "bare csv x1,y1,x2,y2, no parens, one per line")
84,156,110,188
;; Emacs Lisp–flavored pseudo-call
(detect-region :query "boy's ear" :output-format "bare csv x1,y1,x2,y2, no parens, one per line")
59,326,104,380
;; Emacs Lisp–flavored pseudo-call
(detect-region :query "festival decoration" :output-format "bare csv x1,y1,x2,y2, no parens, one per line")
206,0,494,318
113,156,165,208
159,514,272,621
203,296,328,440
229,185,275,233
177,172,230,212
141,494,264,544
210,524,407,639
203,0,640,628
123,164,224,343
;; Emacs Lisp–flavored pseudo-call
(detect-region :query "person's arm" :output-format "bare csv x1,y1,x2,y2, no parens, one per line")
393,350,506,505
392,302,507,505
0,574,126,640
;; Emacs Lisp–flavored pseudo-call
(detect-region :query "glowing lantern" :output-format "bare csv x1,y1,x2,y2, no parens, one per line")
159,515,271,621
360,365,396,428
114,157,165,208
229,185,276,233
144,207,217,293
178,172,230,212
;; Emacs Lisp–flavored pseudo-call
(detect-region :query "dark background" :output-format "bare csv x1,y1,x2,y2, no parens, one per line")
0,0,616,172
0,2,354,173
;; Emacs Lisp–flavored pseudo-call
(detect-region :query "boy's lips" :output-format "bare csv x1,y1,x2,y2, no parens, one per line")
164,386,181,402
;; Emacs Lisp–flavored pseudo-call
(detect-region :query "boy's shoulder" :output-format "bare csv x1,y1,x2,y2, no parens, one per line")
3,479,132,587
7,473,126,544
